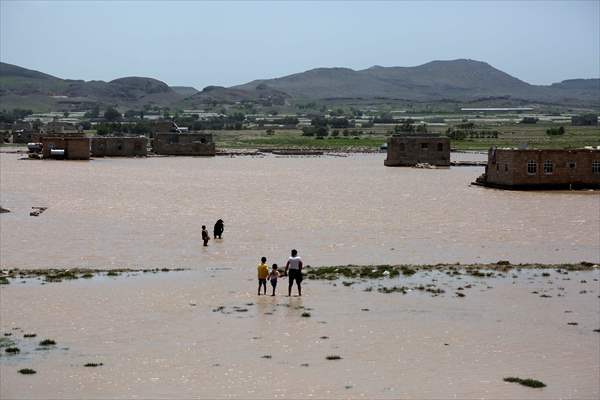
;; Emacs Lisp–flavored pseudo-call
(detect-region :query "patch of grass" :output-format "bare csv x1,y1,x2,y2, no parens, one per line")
84,362,103,367
23,333,37,338
301,312,311,317
503,377,546,388
39,339,56,346
378,286,408,294
0,277,9,284
18,368,36,375
326,355,342,360
106,271,120,277
0,337,15,348
5,347,20,354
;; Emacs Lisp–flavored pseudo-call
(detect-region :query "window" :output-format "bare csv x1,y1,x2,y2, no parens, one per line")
527,160,537,174
543,160,554,174
200,138,207,144
437,143,443,151
593,160,600,174
504,164,509,172
568,161,576,169
420,143,428,150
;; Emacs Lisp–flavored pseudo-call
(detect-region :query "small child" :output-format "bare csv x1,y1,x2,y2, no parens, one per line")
257,256,269,295
201,225,210,247
268,264,280,296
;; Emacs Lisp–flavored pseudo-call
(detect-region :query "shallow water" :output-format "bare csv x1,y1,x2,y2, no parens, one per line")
1,269,599,399
1,153,598,269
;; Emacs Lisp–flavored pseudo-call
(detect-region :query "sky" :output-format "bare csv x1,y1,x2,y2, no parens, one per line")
1,1,598,89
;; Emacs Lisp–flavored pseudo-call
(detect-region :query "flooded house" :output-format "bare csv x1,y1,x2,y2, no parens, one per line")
152,132,216,156
475,148,600,190
384,135,450,167
91,137,147,157
40,137,90,160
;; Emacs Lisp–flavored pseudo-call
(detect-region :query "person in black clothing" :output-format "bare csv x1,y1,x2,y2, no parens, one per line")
213,219,224,239
202,225,210,246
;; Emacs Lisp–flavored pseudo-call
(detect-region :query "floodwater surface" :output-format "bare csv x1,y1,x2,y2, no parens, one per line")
1,153,598,269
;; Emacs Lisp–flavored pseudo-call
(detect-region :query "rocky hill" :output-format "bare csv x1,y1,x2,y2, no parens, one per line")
232,59,599,106
1,60,598,111
0,62,184,110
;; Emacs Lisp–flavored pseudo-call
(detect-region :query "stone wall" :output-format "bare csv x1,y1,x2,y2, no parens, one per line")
153,133,216,156
484,148,600,189
384,136,450,166
91,137,147,157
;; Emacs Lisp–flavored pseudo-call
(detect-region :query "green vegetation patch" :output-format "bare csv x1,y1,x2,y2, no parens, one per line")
38,339,56,346
5,346,20,354
503,377,546,388
0,267,187,284
18,368,36,375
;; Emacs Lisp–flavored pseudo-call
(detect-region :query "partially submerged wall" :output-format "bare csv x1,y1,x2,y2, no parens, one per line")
384,136,450,166
91,137,147,157
153,133,216,156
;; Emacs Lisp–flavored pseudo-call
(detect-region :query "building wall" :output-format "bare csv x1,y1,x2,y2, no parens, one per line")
153,133,216,156
40,137,90,160
384,136,450,166
485,149,600,188
91,137,147,157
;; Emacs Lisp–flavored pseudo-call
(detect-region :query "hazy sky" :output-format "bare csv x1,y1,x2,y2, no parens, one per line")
1,1,598,89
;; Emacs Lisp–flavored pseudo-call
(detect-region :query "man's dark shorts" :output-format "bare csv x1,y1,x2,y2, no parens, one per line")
288,269,303,284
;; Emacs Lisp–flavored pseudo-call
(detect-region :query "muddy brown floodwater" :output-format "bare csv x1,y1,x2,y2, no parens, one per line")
1,153,598,268
1,153,599,399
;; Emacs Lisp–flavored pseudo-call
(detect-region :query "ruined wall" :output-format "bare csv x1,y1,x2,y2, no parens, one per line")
91,137,147,157
384,136,450,166
153,133,216,156
41,137,90,160
485,149,600,188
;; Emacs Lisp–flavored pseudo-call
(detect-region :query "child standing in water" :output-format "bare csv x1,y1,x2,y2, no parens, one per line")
257,257,269,295
201,225,210,247
268,264,280,296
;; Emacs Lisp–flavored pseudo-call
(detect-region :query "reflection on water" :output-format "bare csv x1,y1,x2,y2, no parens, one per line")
1,153,598,269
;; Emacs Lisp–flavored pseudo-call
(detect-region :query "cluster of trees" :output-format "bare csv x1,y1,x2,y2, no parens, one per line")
520,117,539,124
446,128,499,140
546,126,566,136
0,108,33,123
95,122,154,136
393,120,427,134
310,116,352,129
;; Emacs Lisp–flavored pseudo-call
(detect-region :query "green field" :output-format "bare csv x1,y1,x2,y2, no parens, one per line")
214,123,600,151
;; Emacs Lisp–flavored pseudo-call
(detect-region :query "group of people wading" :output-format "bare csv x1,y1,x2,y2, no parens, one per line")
257,249,303,297
201,221,305,296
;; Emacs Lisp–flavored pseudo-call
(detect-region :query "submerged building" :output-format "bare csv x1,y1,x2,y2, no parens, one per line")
475,148,600,190
91,137,147,157
152,132,216,156
384,135,450,167
40,137,90,160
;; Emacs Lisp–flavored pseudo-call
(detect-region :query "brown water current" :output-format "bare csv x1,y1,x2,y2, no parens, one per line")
1,153,599,399
1,153,598,268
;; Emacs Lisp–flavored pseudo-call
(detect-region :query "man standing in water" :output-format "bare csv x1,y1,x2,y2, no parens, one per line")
285,249,303,296
213,219,224,239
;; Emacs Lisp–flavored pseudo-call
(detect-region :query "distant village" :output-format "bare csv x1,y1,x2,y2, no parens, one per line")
1,106,598,190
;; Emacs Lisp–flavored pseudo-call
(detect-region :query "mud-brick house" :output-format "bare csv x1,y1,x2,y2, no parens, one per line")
152,132,216,156
91,137,147,157
40,137,90,160
384,135,450,167
475,148,600,190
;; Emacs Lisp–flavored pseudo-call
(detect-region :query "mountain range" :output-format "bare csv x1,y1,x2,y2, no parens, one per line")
0,59,598,111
